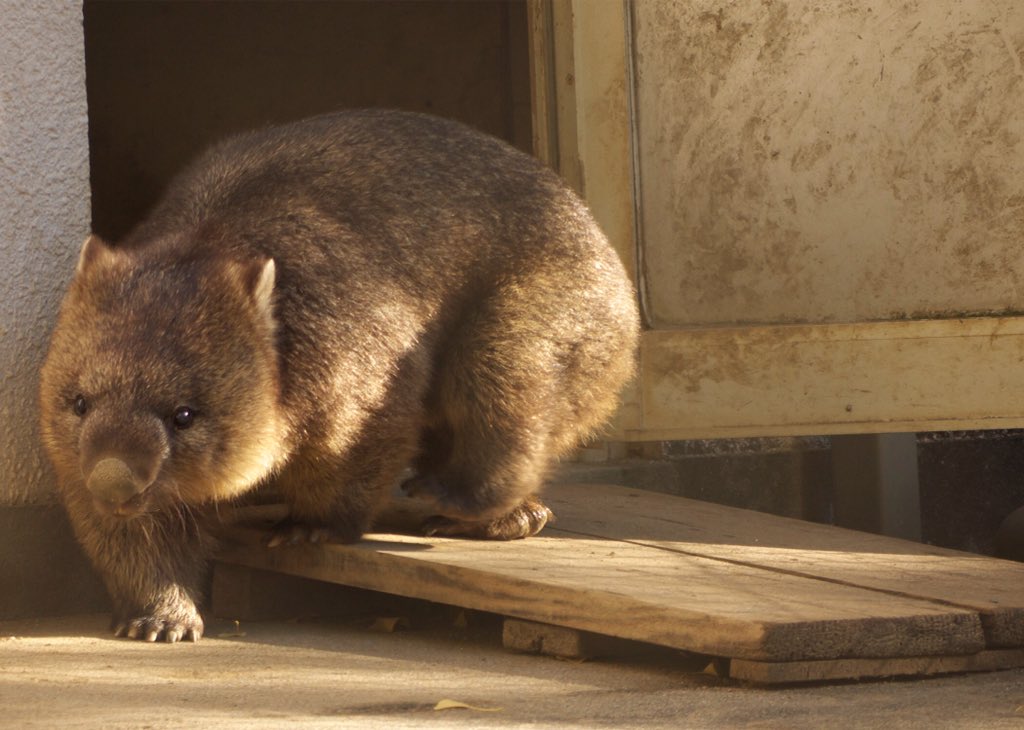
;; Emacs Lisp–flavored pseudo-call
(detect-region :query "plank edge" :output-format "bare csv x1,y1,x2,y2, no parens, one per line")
729,649,1024,684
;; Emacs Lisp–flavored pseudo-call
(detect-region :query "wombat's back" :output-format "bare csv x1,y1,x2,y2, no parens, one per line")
130,110,595,279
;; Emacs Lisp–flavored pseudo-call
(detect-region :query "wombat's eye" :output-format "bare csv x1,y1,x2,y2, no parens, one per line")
172,406,195,430
72,395,88,417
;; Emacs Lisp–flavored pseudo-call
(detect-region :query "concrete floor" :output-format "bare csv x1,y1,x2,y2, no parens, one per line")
3,614,1024,729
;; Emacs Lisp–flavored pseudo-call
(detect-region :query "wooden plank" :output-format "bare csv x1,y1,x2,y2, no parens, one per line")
633,318,1024,440
568,0,644,438
729,649,1024,685
569,0,636,283
525,0,558,168
542,483,1024,647
217,506,984,663
502,614,1024,684
526,0,582,191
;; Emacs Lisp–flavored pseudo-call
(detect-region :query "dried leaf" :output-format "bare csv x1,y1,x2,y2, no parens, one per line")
433,699,502,712
217,620,247,638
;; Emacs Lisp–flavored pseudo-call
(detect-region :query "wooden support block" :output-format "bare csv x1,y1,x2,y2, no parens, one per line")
503,618,601,659
729,649,1024,685
502,618,712,671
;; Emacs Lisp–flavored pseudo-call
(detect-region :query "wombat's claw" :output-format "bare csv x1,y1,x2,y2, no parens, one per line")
265,518,334,548
114,614,203,643
422,498,554,540
266,517,363,547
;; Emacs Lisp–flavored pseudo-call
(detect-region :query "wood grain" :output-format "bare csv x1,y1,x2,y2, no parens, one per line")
542,483,1024,647
729,649,1024,684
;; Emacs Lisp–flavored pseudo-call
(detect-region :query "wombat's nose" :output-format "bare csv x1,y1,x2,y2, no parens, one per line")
86,457,145,506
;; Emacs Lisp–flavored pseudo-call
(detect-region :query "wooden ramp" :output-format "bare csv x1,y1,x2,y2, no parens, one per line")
216,483,1024,684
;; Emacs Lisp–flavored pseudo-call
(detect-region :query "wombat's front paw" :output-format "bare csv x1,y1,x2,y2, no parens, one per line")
113,604,204,643
422,497,554,540
265,517,362,547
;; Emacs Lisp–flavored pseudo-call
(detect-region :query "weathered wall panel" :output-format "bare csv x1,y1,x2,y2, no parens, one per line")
632,1,1024,327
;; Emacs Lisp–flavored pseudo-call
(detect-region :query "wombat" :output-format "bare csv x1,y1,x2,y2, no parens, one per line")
39,109,639,642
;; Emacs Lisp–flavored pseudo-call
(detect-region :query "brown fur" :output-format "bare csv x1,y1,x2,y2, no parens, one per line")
39,110,639,642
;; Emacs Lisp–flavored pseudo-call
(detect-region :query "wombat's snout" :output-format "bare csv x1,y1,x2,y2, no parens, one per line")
86,457,148,509
80,414,168,517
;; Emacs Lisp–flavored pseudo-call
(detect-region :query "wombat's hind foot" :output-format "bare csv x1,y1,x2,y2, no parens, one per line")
265,516,363,548
421,497,553,540
113,603,204,643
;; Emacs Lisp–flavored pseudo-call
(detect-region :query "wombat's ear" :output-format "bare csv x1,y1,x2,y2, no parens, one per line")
75,234,119,276
243,258,276,322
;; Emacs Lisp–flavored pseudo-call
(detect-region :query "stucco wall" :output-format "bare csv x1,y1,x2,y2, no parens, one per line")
0,1,90,505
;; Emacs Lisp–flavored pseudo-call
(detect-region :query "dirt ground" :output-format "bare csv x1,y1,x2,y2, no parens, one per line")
3,613,1024,729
